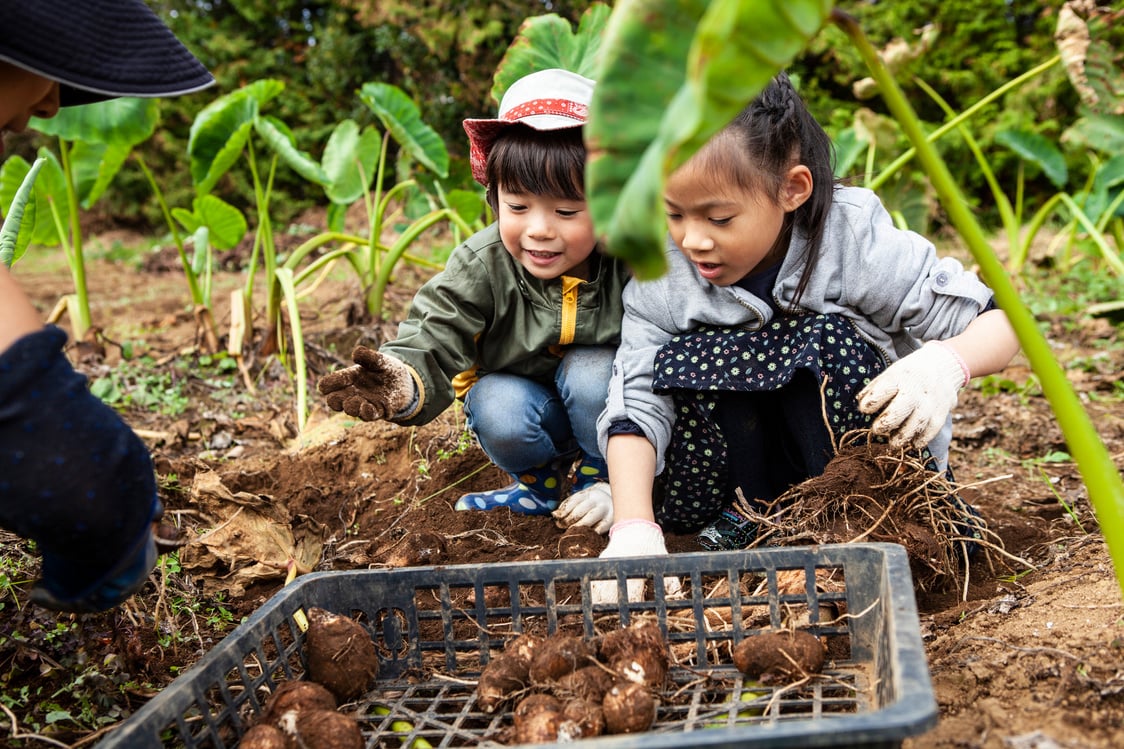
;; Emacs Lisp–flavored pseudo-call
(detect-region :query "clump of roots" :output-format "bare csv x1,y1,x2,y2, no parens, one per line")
744,430,1027,597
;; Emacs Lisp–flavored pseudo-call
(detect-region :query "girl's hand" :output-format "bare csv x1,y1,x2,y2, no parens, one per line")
857,340,970,448
590,519,683,604
552,483,614,534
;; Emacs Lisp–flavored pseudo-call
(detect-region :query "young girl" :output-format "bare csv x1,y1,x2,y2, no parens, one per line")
319,69,627,522
594,73,1019,574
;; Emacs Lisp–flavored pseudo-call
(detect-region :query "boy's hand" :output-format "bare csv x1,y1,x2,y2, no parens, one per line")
318,346,414,421
857,340,969,448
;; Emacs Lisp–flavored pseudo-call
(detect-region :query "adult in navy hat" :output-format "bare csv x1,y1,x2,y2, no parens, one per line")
0,0,214,613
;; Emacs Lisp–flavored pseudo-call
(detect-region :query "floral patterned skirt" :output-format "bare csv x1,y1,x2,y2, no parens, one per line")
650,314,884,532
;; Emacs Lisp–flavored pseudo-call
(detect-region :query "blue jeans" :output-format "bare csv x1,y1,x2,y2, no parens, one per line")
463,346,615,474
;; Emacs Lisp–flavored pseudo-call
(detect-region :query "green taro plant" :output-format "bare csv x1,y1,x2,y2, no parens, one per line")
585,0,1124,594
0,98,162,340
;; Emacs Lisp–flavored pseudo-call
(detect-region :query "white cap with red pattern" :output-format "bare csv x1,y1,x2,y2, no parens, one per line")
463,68,595,185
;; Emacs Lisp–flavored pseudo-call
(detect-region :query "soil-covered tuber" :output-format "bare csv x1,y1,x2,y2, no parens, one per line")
237,723,287,749
732,629,826,684
602,681,657,734
279,708,363,749
304,607,380,702
260,679,337,725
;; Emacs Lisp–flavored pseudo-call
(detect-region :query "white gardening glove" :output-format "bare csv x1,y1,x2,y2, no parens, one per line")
590,520,683,604
857,340,970,449
552,483,614,534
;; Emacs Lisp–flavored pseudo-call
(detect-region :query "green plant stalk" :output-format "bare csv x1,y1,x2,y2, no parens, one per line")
836,10,1124,594
0,157,45,268
913,76,1021,252
868,56,1061,193
275,268,308,433
135,156,203,305
58,140,92,339
368,209,462,319
1055,194,1124,275
368,133,391,281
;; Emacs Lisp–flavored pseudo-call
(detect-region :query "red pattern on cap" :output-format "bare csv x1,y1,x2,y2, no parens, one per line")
501,98,588,123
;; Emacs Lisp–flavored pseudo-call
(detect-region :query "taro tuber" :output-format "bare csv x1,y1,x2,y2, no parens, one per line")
512,693,563,744
558,697,605,740
602,681,657,734
476,652,532,714
237,723,287,749
260,679,337,725
304,607,380,702
555,665,615,703
732,629,826,684
279,708,364,749
598,619,669,688
528,634,596,683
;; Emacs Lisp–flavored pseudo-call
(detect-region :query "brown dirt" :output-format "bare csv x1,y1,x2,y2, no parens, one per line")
2,234,1123,748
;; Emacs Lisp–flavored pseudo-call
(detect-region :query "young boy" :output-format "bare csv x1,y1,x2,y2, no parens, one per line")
319,69,625,527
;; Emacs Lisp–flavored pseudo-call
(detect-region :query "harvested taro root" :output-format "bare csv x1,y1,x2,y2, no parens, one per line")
528,634,597,683
473,620,669,743
732,629,826,684
260,679,337,725
304,607,380,702
476,633,544,714
597,619,669,688
237,723,287,749
602,681,658,734
278,708,363,749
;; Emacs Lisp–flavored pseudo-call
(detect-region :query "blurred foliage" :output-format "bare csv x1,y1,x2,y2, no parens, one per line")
3,0,1113,239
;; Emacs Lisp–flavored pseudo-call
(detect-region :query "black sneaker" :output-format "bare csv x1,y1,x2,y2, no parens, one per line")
697,508,757,550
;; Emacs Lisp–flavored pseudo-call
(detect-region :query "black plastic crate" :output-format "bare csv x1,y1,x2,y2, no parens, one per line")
98,543,936,749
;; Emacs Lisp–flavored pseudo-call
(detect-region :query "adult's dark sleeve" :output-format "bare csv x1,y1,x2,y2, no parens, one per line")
0,326,159,603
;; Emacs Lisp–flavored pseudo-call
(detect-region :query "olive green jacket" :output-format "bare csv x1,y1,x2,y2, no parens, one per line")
382,223,630,426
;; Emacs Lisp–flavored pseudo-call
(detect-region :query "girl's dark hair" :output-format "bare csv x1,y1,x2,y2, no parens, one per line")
484,125,586,212
694,72,835,308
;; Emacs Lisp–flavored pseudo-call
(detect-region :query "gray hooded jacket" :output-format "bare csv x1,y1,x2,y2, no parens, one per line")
597,186,994,473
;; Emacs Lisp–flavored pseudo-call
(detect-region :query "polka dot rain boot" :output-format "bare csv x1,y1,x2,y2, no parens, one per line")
454,462,564,515
571,452,608,492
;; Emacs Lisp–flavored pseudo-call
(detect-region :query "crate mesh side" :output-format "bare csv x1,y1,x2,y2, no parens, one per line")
98,545,932,749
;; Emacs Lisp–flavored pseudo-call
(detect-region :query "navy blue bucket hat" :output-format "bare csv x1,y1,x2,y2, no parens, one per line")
0,0,214,106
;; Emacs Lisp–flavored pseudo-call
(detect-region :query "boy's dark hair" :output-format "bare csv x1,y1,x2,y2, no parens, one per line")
694,72,835,308
484,125,586,212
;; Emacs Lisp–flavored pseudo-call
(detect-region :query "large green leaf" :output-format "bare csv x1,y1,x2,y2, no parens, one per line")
587,0,831,278
1062,113,1124,159
358,82,448,178
0,150,69,247
255,116,330,186
321,120,381,205
71,140,132,209
995,129,1068,189
0,157,45,267
173,195,248,251
189,79,284,192
492,3,612,103
30,98,159,147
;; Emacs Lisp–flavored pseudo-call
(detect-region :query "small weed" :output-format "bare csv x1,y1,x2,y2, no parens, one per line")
975,373,1042,404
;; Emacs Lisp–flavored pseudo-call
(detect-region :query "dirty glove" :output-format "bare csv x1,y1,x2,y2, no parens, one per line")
857,340,970,449
553,483,614,534
318,346,415,421
591,519,683,604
